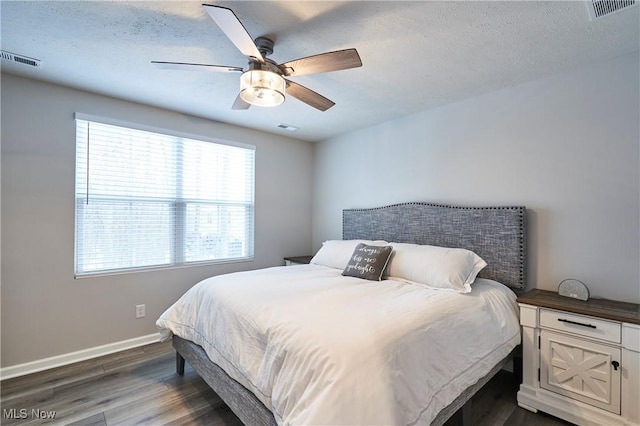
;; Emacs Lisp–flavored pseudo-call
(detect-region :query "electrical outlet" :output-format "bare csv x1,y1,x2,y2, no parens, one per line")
135,304,146,319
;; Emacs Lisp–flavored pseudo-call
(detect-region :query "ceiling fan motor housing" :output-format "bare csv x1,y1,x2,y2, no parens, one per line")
254,37,274,58
247,58,280,74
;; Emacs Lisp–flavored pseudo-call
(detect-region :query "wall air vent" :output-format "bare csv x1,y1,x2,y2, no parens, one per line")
587,0,636,20
1,50,41,67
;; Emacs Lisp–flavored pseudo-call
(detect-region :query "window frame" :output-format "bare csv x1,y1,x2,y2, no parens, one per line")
73,113,256,278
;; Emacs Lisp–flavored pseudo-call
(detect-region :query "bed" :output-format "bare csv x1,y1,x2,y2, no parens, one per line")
157,202,527,425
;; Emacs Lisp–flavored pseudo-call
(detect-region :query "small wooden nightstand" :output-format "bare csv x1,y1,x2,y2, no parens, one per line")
516,289,640,426
283,255,313,266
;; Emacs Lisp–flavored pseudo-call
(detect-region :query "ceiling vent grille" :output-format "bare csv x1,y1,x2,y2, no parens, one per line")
587,0,637,19
277,123,299,131
1,50,41,67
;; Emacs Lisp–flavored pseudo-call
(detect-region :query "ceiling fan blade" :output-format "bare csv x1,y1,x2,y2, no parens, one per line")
152,61,243,72
279,49,362,77
202,4,264,63
285,80,335,111
232,93,251,110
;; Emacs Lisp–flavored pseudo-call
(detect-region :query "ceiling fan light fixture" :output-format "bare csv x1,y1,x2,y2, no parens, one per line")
240,69,285,107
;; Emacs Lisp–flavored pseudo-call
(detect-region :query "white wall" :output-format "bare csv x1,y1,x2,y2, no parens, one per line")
313,52,640,303
1,74,313,367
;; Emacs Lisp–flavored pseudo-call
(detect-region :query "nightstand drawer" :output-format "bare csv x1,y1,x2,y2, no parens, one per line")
540,308,621,344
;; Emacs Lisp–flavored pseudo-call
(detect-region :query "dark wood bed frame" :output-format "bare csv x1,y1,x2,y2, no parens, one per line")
173,202,527,426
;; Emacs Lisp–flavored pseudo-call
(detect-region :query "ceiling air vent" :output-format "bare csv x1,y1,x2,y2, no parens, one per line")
1,50,41,67
277,123,299,132
587,0,637,19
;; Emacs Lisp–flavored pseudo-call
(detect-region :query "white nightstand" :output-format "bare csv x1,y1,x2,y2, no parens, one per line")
516,289,640,426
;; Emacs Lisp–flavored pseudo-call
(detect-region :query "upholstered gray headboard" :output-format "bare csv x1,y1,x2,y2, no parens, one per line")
343,202,526,293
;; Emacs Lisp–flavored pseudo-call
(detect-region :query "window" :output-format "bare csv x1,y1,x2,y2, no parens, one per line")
74,114,255,276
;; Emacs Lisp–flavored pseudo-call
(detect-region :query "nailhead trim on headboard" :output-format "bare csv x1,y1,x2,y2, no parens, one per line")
342,202,527,293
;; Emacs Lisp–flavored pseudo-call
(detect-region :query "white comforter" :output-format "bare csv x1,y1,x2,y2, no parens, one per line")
157,264,520,425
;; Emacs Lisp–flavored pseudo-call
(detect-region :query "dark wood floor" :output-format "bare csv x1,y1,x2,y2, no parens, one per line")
1,341,572,426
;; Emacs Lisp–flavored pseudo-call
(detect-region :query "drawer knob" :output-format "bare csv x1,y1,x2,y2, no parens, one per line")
612,361,620,371
557,318,597,329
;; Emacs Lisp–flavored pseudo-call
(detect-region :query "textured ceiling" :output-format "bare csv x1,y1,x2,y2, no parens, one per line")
1,1,638,141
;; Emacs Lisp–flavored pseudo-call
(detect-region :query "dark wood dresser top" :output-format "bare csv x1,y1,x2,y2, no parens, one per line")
283,255,313,264
517,289,640,325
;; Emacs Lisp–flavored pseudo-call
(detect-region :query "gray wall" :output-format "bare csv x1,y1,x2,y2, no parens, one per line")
1,74,313,367
312,52,640,303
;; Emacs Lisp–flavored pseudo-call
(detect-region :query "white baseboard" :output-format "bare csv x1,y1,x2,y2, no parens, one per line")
0,333,162,381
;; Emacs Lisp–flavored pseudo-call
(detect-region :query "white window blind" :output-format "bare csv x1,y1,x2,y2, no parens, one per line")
74,115,255,276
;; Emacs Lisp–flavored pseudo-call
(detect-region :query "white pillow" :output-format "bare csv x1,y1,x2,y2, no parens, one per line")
311,240,389,270
387,242,487,293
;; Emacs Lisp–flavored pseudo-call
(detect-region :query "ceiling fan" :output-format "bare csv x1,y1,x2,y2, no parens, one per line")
152,4,362,111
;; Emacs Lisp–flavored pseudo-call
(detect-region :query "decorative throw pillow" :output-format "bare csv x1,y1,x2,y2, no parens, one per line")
310,239,389,270
342,243,393,281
